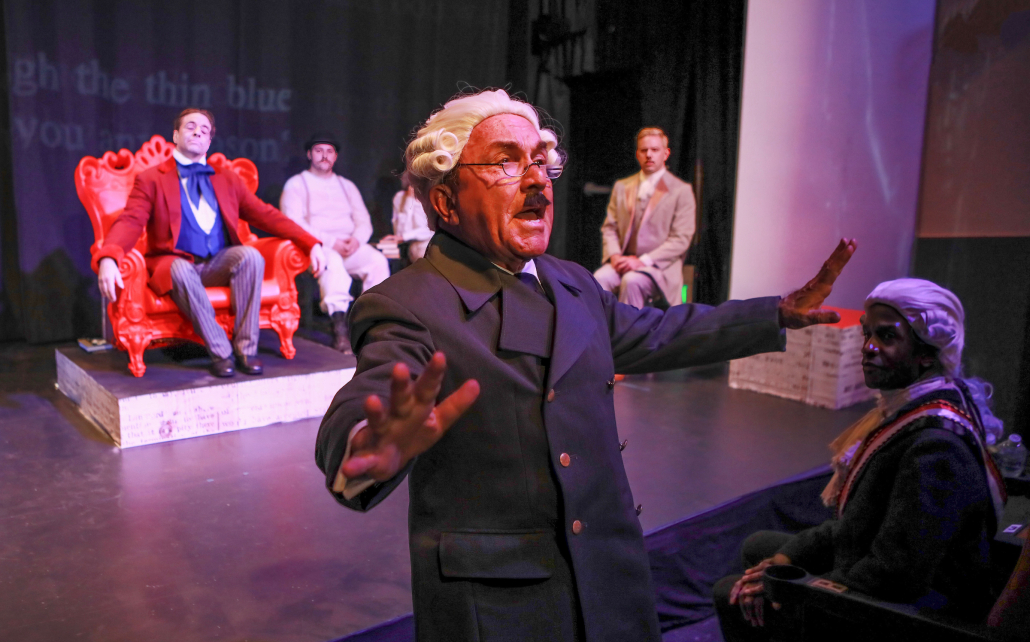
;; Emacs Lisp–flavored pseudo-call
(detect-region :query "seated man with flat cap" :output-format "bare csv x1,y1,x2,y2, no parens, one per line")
96,108,327,378
280,132,390,353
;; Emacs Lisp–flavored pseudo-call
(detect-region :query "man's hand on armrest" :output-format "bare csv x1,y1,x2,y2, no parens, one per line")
336,352,480,485
778,238,857,329
97,257,124,301
729,553,793,627
309,243,327,278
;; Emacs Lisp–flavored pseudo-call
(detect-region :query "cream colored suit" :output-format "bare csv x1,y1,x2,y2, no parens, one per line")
597,171,696,306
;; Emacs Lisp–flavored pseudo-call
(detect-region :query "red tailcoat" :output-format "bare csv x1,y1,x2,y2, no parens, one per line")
92,157,320,295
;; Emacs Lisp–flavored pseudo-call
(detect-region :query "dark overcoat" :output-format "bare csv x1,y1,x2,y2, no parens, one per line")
316,232,784,641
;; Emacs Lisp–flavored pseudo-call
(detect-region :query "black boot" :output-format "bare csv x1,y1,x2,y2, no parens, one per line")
331,311,352,354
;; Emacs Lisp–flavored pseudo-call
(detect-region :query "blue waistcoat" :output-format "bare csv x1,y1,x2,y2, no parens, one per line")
175,180,226,258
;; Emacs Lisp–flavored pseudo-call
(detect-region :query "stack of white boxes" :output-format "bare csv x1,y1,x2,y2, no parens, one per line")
728,307,874,410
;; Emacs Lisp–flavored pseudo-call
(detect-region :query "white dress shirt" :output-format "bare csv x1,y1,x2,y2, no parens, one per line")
391,190,434,243
636,166,666,209
280,170,373,248
632,167,666,267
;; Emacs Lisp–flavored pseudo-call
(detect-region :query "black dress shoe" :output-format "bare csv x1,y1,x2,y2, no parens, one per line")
210,357,236,378
235,354,263,375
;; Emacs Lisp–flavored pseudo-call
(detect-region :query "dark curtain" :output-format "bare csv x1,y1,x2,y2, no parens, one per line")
559,0,746,304
0,0,508,344
677,0,747,305
0,6,24,340
563,70,642,270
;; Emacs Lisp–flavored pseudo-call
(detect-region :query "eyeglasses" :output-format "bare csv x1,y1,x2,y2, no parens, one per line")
459,160,563,180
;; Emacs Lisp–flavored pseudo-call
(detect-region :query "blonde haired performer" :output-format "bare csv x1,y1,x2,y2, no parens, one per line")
594,126,696,308
316,89,856,641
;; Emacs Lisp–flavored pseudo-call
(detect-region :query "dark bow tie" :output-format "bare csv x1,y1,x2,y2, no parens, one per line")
177,162,217,210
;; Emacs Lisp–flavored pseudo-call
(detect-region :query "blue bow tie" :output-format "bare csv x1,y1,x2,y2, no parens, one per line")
177,162,217,210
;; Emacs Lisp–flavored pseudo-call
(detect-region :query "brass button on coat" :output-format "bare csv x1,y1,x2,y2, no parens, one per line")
559,453,571,467
572,520,583,534
547,389,556,402
620,439,629,452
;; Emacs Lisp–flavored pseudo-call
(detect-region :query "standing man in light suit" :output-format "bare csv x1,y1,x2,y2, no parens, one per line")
315,89,857,641
594,127,696,308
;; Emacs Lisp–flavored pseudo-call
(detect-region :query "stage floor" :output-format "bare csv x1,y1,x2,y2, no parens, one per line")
0,340,872,642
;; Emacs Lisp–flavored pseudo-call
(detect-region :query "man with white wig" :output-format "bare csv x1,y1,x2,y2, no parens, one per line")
315,88,857,641
715,278,1007,642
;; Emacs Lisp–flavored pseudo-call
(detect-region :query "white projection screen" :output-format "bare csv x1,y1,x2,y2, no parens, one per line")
729,0,936,309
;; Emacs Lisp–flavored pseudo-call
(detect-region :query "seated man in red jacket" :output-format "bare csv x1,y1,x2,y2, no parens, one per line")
94,108,327,377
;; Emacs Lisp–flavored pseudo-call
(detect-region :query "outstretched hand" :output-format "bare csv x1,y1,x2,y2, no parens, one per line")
778,238,857,329
340,352,480,482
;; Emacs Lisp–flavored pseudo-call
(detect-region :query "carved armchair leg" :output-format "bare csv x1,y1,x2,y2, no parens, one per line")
122,325,153,377
270,305,299,359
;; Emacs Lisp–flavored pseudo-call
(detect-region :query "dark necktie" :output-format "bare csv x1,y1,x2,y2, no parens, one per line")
516,272,547,299
498,271,554,358
177,162,218,210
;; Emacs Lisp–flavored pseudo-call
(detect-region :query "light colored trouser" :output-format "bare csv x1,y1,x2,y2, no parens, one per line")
169,245,264,360
593,263,660,309
319,244,391,315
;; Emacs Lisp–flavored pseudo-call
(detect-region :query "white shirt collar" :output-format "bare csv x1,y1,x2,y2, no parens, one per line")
173,148,207,166
638,166,666,192
492,258,539,283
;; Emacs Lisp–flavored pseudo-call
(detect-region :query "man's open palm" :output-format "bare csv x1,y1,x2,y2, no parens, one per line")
778,238,857,329
341,352,480,482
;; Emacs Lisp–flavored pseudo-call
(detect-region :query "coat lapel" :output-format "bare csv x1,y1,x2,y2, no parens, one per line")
158,158,183,246
537,256,595,389
422,232,502,314
620,176,641,253
639,175,670,231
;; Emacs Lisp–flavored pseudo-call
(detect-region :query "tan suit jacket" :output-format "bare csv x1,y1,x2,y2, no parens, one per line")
600,170,696,304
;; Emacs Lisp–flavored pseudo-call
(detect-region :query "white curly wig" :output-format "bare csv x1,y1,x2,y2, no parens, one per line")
404,89,562,230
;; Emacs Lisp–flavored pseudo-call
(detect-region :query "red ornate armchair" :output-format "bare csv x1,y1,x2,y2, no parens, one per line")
76,135,307,377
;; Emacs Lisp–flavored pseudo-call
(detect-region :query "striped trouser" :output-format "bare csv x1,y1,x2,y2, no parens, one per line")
168,245,264,359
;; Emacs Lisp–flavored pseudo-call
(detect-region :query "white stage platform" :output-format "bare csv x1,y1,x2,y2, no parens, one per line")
55,333,355,448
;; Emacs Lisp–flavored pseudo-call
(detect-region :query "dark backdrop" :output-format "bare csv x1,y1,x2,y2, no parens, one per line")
1,0,751,344
551,0,746,305
0,0,508,343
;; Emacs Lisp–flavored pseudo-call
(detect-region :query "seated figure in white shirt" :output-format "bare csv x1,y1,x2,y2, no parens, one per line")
280,132,390,352
593,127,696,308
382,174,434,263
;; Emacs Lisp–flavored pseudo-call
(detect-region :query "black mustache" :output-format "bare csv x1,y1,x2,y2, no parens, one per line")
523,193,552,209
